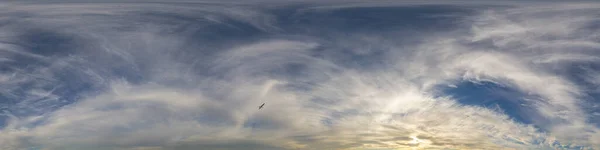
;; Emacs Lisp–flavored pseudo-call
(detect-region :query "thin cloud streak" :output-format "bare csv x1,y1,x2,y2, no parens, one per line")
0,1,599,150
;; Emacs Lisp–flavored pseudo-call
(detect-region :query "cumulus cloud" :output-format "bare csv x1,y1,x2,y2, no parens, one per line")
0,1,599,150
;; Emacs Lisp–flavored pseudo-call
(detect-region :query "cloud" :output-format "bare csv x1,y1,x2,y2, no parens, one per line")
0,1,600,150
452,3,600,147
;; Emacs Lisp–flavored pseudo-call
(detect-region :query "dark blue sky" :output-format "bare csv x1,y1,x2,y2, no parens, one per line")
0,1,599,150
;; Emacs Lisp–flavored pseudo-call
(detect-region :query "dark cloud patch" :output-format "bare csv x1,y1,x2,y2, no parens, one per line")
196,105,238,127
168,140,284,150
276,5,475,33
14,28,79,57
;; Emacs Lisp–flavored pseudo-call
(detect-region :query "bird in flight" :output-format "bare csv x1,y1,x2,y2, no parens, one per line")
259,103,265,109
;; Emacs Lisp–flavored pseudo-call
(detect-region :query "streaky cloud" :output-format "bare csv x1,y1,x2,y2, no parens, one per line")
0,1,599,150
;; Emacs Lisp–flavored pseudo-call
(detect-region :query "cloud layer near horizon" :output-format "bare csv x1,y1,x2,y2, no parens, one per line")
0,1,600,150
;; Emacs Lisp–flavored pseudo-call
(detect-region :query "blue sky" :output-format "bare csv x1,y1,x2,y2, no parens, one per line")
0,1,600,150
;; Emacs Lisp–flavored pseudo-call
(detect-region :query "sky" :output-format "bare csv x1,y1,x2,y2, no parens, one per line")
0,1,600,150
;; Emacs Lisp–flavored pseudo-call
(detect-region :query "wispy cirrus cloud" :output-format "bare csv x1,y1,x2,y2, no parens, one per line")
0,1,600,150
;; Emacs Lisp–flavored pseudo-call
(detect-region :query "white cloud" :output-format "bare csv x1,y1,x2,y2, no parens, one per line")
0,1,600,150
